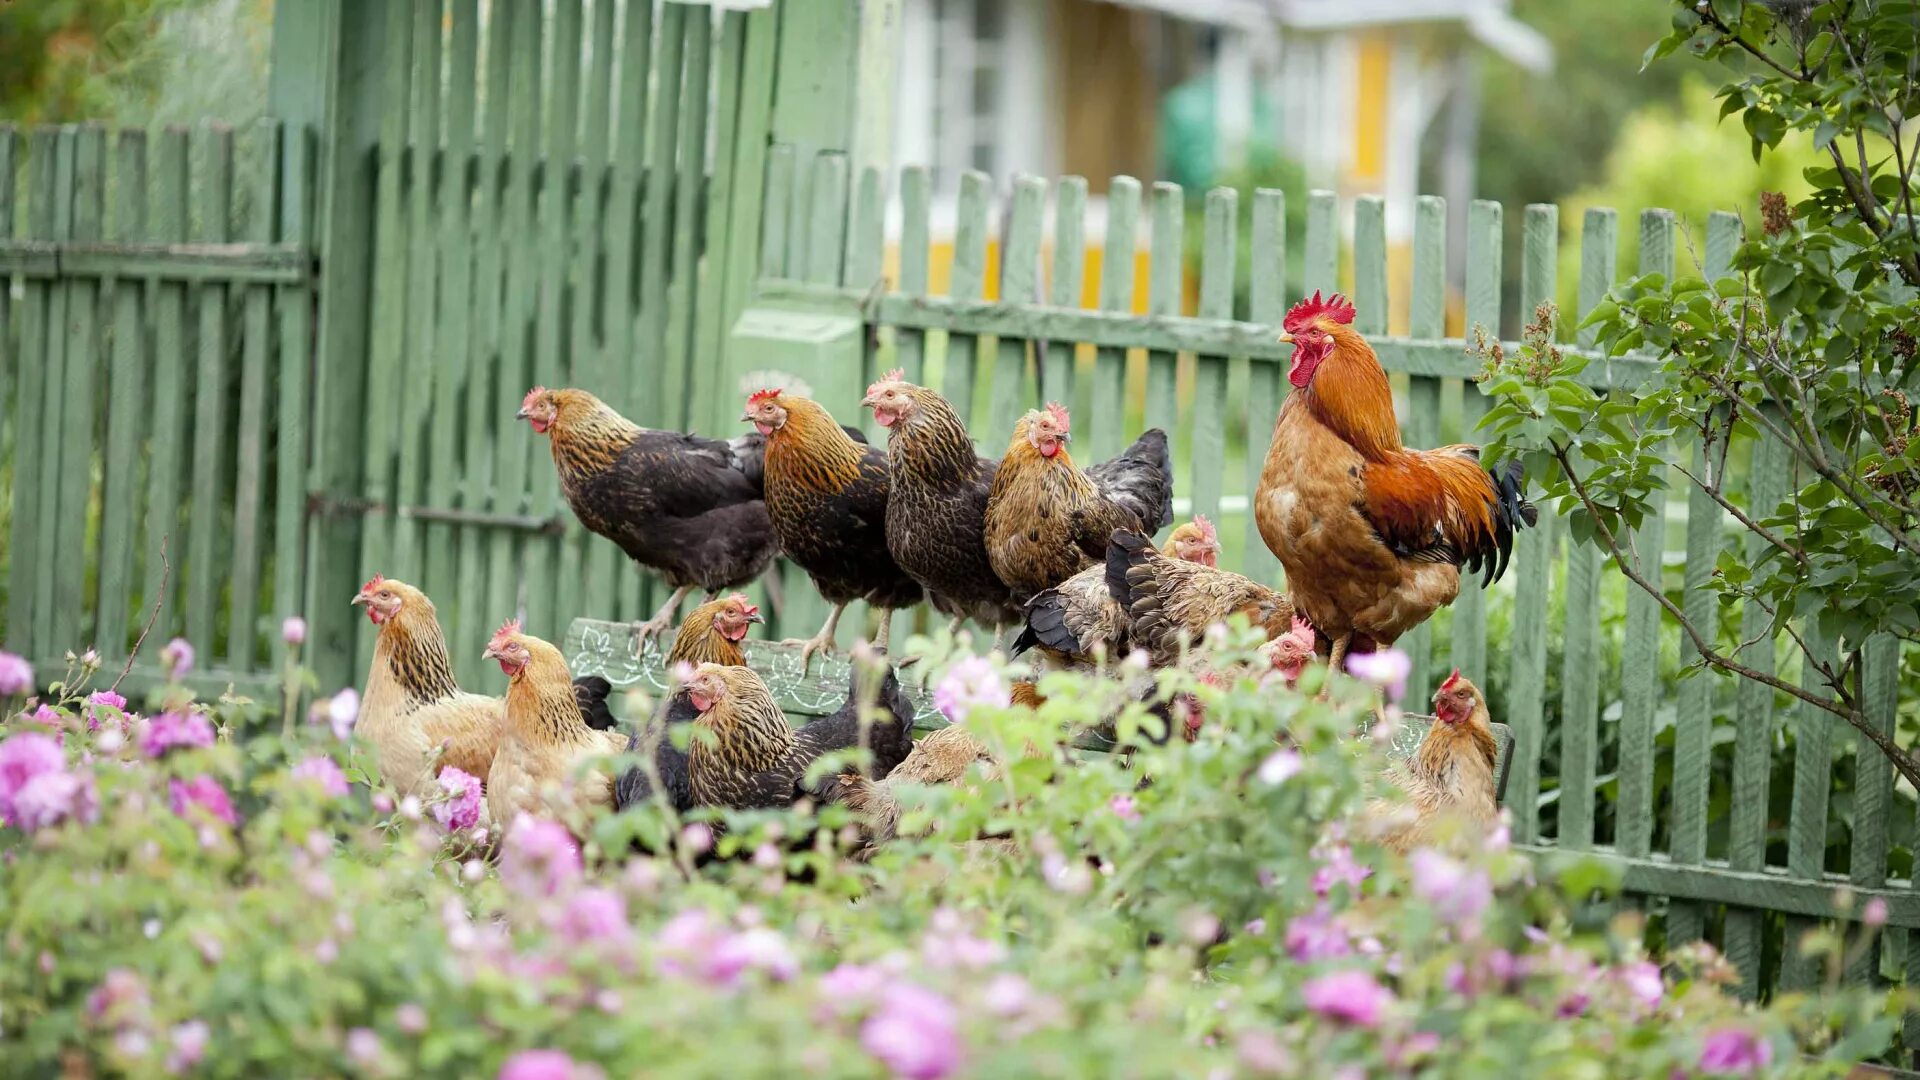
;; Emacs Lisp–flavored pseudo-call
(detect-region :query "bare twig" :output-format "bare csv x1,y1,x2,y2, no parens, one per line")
1671,461,1808,568
112,537,170,695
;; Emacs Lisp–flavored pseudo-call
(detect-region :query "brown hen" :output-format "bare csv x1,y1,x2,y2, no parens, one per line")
666,592,764,669
1104,530,1294,669
482,620,628,824
1363,669,1500,853
1013,515,1222,671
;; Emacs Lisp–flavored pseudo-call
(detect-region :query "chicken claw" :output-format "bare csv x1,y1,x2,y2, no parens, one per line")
783,604,846,676
630,584,695,651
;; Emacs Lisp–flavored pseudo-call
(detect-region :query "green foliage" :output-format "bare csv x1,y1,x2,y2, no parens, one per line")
0,633,1894,1076
0,0,268,126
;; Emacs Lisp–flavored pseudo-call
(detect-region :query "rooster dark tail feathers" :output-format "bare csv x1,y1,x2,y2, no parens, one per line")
1477,458,1539,588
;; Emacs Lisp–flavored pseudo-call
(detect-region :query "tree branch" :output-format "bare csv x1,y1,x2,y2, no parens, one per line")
1671,461,1809,568
112,538,170,696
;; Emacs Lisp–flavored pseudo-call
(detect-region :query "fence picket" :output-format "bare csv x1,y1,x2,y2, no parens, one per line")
1402,195,1445,702
1452,199,1501,681
139,128,191,649
1144,182,1181,439
1506,203,1557,844
895,166,931,388
0,128,11,559
51,127,103,655
1846,632,1897,987
33,130,77,655
1303,190,1336,296
531,0,583,642
273,125,314,670
1781,627,1836,990
995,175,1046,430
1350,196,1385,336
227,120,281,671
804,153,849,287
8,131,54,651
429,0,480,637
393,0,444,587
1092,176,1139,464
945,171,990,432
637,1,686,425
660,8,711,433
184,126,234,656
1189,187,1234,528
1617,209,1673,860
1045,175,1087,408
1241,188,1285,587
94,129,147,657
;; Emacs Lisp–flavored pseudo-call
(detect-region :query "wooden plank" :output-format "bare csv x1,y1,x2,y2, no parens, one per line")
1241,188,1285,586
802,152,849,286
604,0,653,417
273,125,314,670
706,2,777,440
634,0,687,422
1189,187,1234,530
52,126,102,655
1781,626,1836,992
1668,211,1742,948
27,130,70,654
0,127,24,645
0,243,309,283
1091,176,1139,464
94,129,147,657
894,165,931,386
226,120,280,671
184,125,234,655
943,170,990,432
759,143,794,279
1505,203,1557,844
844,165,887,293
391,0,444,588
1451,199,1501,681
1616,208,1672,861
1302,190,1336,296
1143,181,1181,439
1851,634,1898,986
139,128,190,647
1350,195,1386,336
659,5,710,431
993,174,1045,432
1401,195,1445,701
575,0,623,627
1044,175,1086,407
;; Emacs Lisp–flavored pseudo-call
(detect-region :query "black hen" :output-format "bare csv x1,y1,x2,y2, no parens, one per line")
788,662,917,805
613,691,696,813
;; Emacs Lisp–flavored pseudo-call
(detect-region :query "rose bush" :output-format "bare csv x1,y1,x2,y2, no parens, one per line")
0,634,1896,1077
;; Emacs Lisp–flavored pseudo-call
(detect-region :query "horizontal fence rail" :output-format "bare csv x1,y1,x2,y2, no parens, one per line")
748,145,1911,1008
0,119,315,700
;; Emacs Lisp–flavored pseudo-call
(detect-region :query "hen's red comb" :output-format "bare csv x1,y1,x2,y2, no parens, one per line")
1290,615,1315,641
1190,514,1217,543
489,617,524,646
1282,290,1357,334
1043,401,1071,432
359,573,385,594
865,368,906,399
521,386,548,413
746,387,782,407
723,592,760,616
1441,667,1463,691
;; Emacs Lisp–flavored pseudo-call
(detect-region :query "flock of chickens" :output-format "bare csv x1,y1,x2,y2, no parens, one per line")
351,291,1534,858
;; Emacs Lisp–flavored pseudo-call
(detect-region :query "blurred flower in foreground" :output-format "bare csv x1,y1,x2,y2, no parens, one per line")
169,775,237,828
281,617,308,646
1345,649,1410,703
1300,969,1392,1028
0,731,98,830
861,982,962,1079
160,638,196,680
142,712,215,759
0,652,33,696
290,756,350,798
932,655,1008,723
501,815,581,897
1698,1027,1772,1076
1407,848,1493,922
498,1049,600,1080
433,767,484,831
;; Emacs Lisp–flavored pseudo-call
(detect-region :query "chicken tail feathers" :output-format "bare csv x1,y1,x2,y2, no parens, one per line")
1104,529,1152,608
1017,588,1078,657
573,676,618,731
1088,428,1176,532
1480,458,1538,588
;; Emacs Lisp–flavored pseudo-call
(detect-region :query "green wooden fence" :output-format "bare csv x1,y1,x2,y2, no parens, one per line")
748,147,1912,1009
0,119,315,700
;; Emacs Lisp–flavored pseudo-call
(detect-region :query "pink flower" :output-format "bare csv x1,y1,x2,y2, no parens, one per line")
979,973,1032,1017
498,1049,584,1080
166,1019,209,1074
680,822,713,854
86,968,148,1024
1698,1028,1772,1076
325,689,359,740
501,815,581,897
1108,794,1139,821
290,756,350,798
1257,748,1302,785
0,651,33,696
160,638,195,680
1300,969,1393,1028
396,1003,427,1034
1864,897,1889,929
1311,843,1370,897
345,1027,381,1065
1616,961,1664,1011
169,775,237,827
931,655,1008,722
861,982,963,1079
1408,848,1493,922
281,617,308,646
141,712,215,758
710,927,800,984
432,766,484,831
12,768,98,830
1345,649,1411,703
1285,908,1351,963
655,909,730,981
0,731,67,825
84,690,127,732
818,963,890,1012
1236,1028,1295,1075
559,888,629,945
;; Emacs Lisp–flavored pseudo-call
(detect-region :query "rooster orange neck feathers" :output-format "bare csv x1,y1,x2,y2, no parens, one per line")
1283,293,1399,461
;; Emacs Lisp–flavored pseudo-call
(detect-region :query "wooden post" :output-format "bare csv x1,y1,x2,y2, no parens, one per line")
270,0,392,691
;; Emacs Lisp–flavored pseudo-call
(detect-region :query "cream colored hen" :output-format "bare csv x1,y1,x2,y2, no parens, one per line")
482,621,628,824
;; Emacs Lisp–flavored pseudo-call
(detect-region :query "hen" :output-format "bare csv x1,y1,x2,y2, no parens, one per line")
680,664,803,811
1104,530,1295,668
1259,617,1319,690
743,387,923,668
482,620,628,823
787,660,917,805
666,592,764,669
1363,669,1500,853
613,691,696,814
859,370,1021,635
1254,293,1537,674
984,402,1175,601
519,387,776,641
837,724,1000,855
1013,515,1221,671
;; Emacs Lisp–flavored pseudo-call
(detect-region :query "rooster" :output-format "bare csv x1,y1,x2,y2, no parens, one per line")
351,576,616,800
1363,669,1499,853
743,387,923,668
1254,292,1537,675
1013,515,1221,671
1104,530,1294,669
984,402,1175,601
519,387,777,642
481,620,629,823
859,370,1022,636
666,592,764,669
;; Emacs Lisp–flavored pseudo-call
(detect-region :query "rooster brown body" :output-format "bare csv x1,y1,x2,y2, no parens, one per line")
1365,670,1500,853
483,623,628,823
1104,530,1294,668
520,387,777,638
984,404,1175,602
1253,294,1535,671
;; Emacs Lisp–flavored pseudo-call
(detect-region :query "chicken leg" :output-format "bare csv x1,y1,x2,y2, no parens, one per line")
631,584,695,650
1320,633,1351,702
873,608,894,654
786,603,845,675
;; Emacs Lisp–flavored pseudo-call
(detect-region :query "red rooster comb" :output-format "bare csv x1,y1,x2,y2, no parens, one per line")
1441,667,1463,692
1190,514,1217,543
488,618,524,649
746,387,782,407
521,386,548,413
1282,291,1357,334
359,573,385,595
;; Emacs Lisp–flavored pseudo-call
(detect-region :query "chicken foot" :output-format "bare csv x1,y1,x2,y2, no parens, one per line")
784,603,845,675
1319,633,1351,702
630,584,695,650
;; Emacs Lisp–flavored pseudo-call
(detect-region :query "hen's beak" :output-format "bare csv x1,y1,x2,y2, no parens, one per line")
1277,332,1294,344
481,643,501,661
515,406,531,420
349,592,369,608
739,410,755,424
858,393,877,408
746,610,766,624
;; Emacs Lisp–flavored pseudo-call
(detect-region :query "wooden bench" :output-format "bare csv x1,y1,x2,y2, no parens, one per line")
563,617,1514,801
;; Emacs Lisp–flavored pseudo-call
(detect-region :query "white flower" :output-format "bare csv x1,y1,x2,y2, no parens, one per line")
1257,749,1302,785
